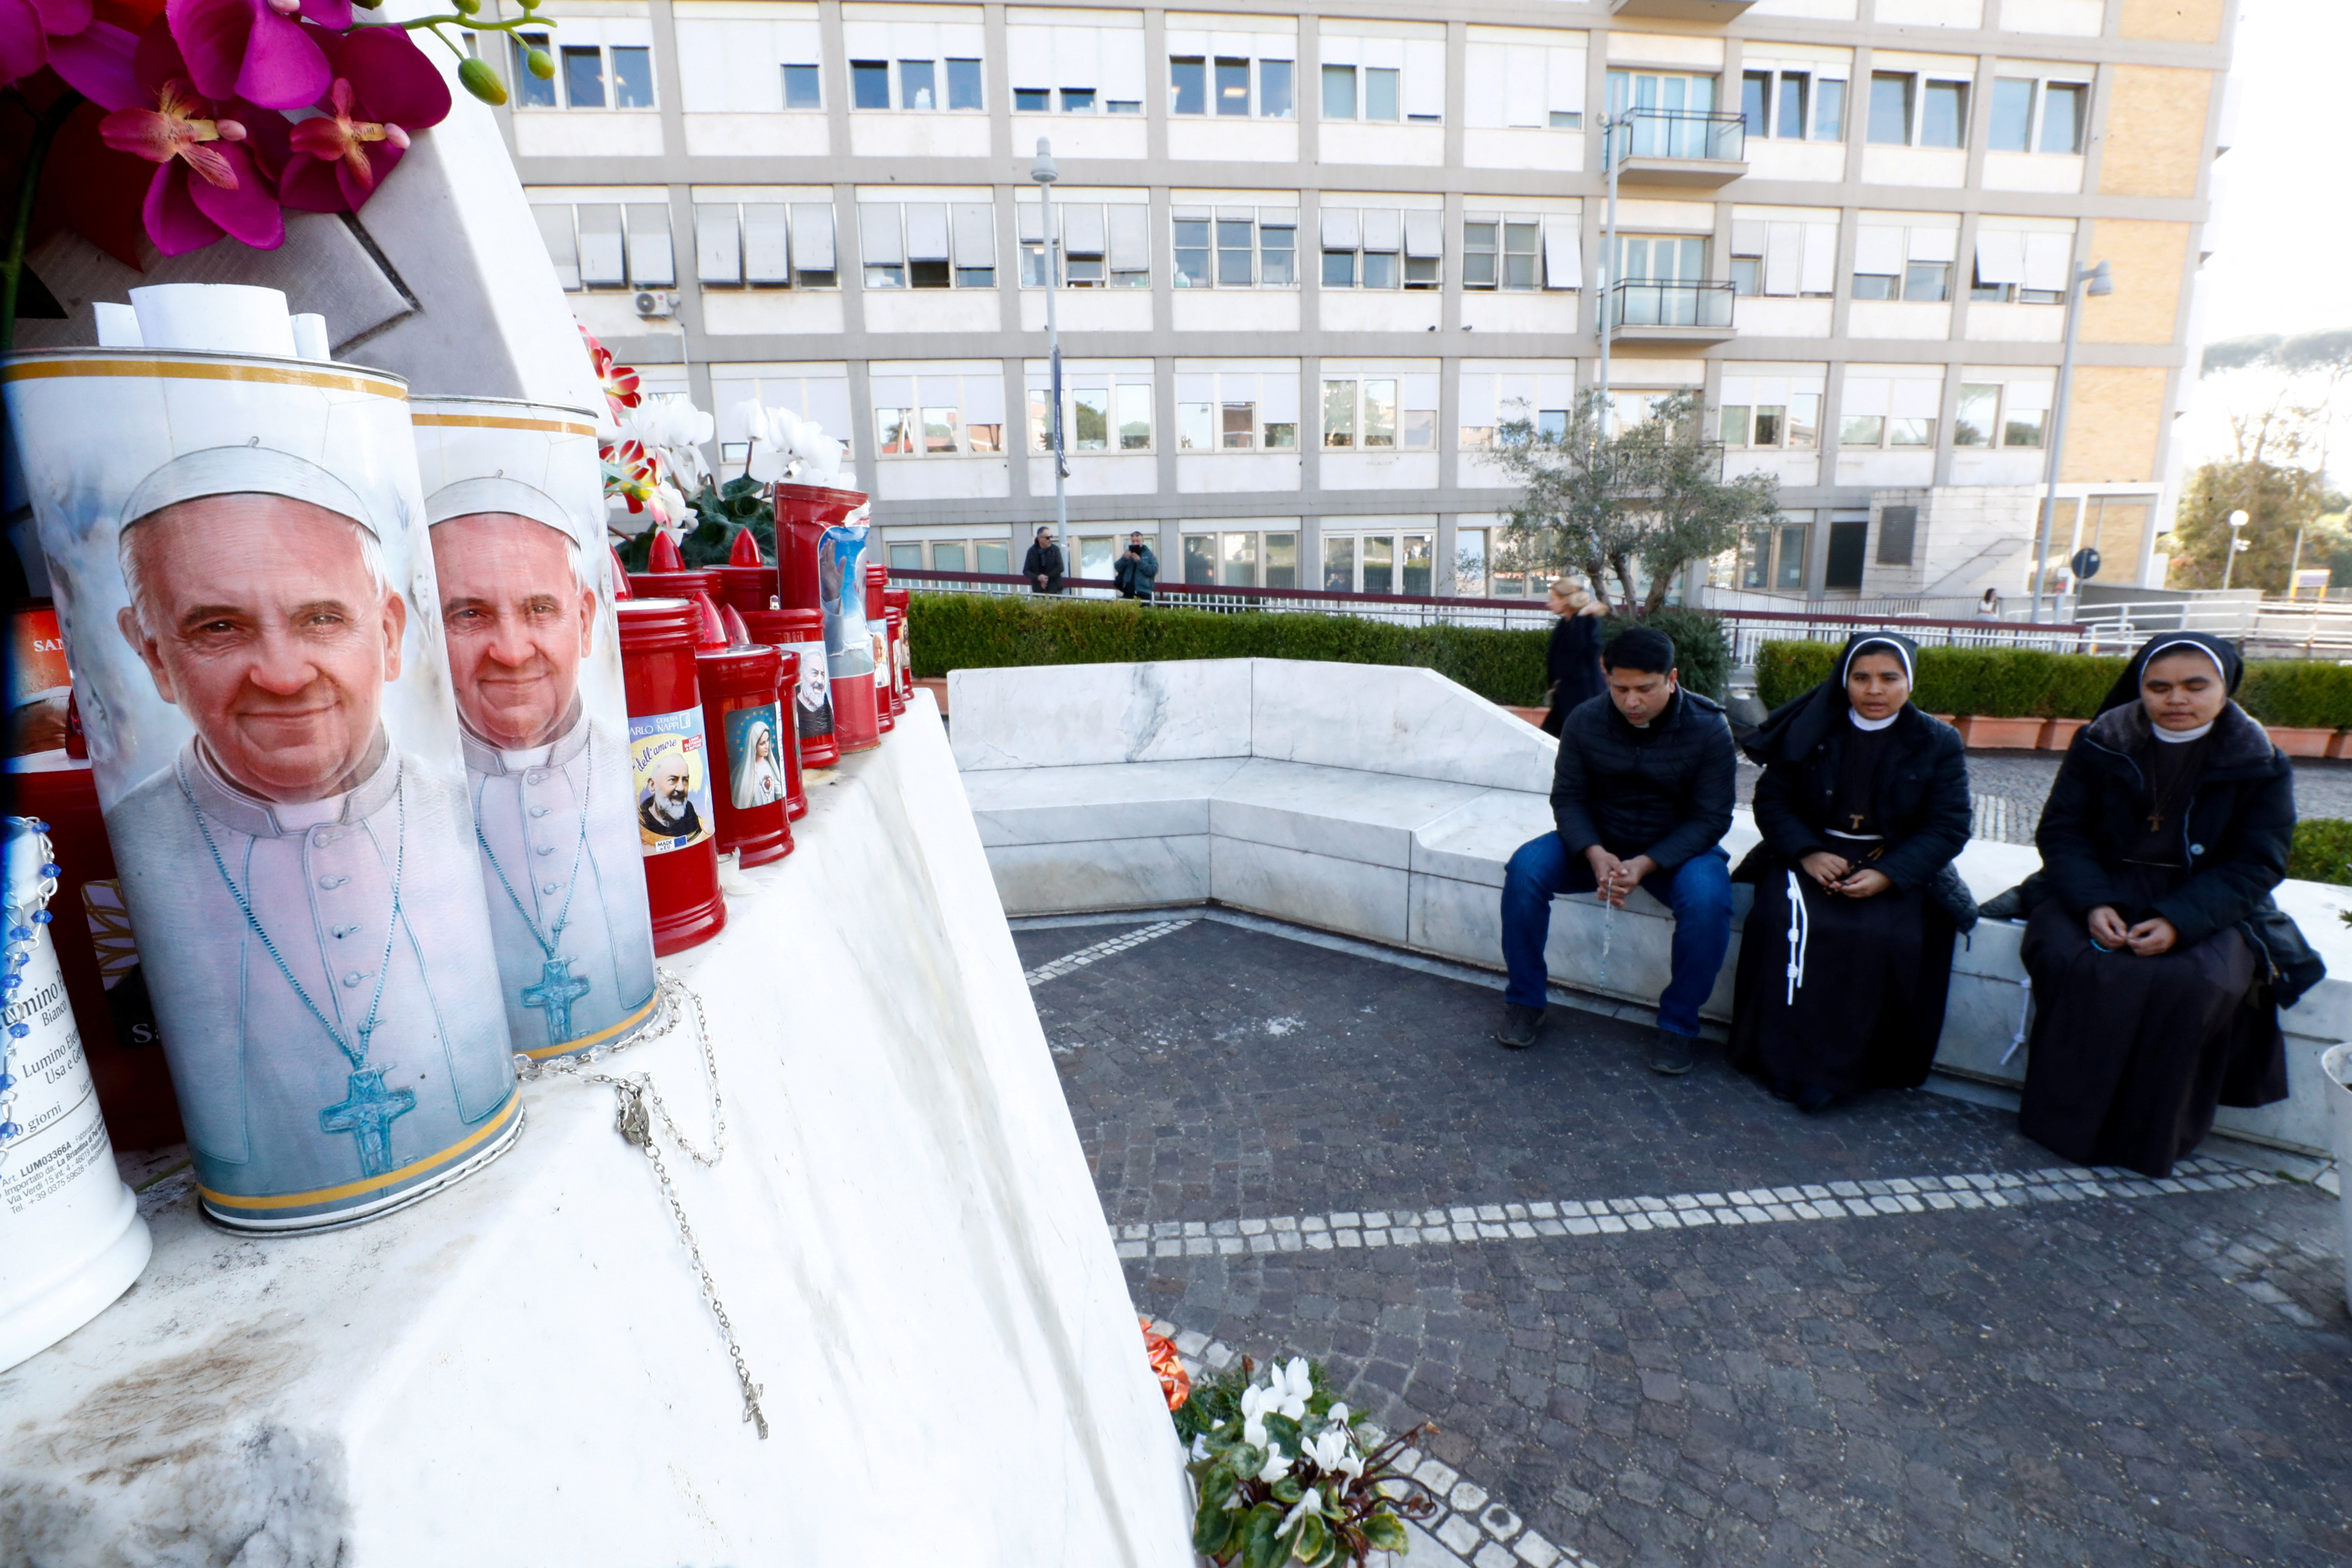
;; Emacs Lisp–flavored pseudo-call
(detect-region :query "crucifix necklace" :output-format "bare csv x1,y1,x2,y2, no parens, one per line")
476,734,595,1048
181,759,414,1178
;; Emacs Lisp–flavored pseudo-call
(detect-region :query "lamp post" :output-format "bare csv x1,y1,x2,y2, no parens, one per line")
2220,507,2250,591
1593,108,1627,430
1030,139,1067,570
2030,258,2114,623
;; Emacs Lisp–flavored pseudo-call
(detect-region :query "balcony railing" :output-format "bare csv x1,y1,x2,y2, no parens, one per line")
1605,278,1736,330
1604,108,1746,166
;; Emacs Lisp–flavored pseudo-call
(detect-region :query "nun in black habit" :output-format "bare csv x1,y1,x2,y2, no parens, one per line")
1729,633,1977,1112
2014,632,2319,1178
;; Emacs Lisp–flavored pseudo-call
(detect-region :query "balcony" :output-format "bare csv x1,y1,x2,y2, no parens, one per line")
1611,0,1755,17
1604,110,1747,188
1606,279,1737,346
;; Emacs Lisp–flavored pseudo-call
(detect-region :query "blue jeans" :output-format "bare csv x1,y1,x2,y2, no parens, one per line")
1500,833,1733,1035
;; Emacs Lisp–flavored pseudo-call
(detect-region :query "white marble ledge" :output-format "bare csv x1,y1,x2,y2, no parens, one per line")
950,659,1254,771
1248,660,1557,794
988,834,1212,913
1,696,1195,1568
961,757,1248,846
1211,760,1497,872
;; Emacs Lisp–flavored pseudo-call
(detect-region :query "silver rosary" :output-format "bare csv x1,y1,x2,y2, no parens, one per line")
515,969,768,1439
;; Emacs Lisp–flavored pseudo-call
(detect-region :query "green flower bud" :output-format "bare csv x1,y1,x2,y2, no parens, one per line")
451,0,479,13
458,54,507,105
526,47,555,80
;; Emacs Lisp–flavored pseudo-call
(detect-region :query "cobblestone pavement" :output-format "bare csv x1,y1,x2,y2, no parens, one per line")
1019,916,2352,1568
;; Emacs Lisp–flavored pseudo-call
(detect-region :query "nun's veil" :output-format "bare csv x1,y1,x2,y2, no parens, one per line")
1743,631,1921,764
2095,632,2243,716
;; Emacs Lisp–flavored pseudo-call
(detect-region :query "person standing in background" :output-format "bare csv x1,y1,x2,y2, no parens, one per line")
1540,576,1607,737
1113,531,1159,602
1024,526,1065,595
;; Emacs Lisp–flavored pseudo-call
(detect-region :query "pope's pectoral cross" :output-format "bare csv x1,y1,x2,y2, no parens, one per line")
523,957,593,1047
1847,813,1865,830
320,1066,417,1178
2148,811,2165,833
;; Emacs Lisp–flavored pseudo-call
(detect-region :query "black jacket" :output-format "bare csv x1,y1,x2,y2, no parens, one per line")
2038,701,2297,949
1735,703,1978,927
1544,613,1605,717
1748,706,1970,892
1113,544,1158,597
1022,542,1065,594
1551,687,1736,875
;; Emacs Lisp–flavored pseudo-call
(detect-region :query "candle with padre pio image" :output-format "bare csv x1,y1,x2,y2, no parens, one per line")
820,509,880,753
1,342,522,1233
410,397,660,1063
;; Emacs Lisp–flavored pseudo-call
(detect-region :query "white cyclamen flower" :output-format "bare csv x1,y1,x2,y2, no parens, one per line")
1256,1445,1293,1485
1277,1490,1324,1537
1190,1435,1211,1462
1273,1358,1314,1418
1240,1383,1272,1449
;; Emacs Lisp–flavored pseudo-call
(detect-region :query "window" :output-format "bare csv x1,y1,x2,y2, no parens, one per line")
1178,529,1299,590
1320,373,1437,450
1455,527,1488,596
860,200,995,289
887,543,925,571
1728,217,1836,298
1321,526,1435,594
1462,210,1578,292
1463,31,1585,132
511,32,555,107
872,368,1005,458
1318,29,1443,124
1171,205,1299,289
848,54,981,111
1010,18,1144,117
1026,363,1154,454
1605,71,1728,160
1953,379,2053,448
531,201,673,291
1971,226,2074,303
694,200,839,290
1837,372,1943,449
1166,28,1295,119
1738,64,1847,141
1018,197,1149,288
1459,366,1577,450
1738,516,1814,591
1717,374,1823,449
533,38,658,111
1319,206,1442,291
1174,367,1300,451
709,366,855,466
1990,76,2089,154
1851,222,1958,302
783,63,821,109
1868,70,1970,147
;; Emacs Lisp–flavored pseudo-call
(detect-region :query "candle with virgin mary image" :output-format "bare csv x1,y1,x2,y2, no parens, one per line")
3,340,521,1233
411,398,660,1064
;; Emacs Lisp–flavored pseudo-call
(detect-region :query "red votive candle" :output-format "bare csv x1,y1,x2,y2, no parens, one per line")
740,606,838,771
699,641,792,867
617,598,726,954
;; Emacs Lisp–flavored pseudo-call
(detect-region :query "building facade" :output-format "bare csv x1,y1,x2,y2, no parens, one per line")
486,0,2235,605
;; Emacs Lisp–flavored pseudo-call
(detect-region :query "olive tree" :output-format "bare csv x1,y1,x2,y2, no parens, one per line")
1490,391,1779,617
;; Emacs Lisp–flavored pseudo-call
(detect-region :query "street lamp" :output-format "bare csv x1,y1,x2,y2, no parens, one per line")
1030,139,1067,566
2220,507,2250,591
1593,108,1628,427
2030,258,2114,622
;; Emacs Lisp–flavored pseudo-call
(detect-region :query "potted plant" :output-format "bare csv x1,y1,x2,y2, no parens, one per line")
1174,1353,1439,1566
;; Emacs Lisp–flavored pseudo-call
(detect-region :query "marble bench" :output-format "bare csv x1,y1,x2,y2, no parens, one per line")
951,658,2352,1160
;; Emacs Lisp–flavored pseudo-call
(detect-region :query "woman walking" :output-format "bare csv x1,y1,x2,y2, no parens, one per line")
1729,633,1975,1112
2014,633,2318,1177
1539,576,1607,736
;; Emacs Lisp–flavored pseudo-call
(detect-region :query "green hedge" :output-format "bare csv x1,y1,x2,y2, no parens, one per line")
907,594,1733,705
2288,820,2352,886
1756,640,2352,729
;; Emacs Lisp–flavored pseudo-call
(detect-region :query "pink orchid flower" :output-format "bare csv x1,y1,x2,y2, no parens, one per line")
98,22,285,254
278,24,448,213
0,0,92,89
163,0,349,111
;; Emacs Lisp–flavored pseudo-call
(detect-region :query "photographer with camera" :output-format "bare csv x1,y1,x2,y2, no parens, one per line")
1112,530,1159,602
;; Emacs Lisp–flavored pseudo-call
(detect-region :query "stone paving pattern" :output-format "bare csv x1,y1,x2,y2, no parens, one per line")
1018,918,2352,1568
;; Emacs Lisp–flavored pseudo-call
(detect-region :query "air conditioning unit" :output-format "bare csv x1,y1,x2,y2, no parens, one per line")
633,290,679,319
